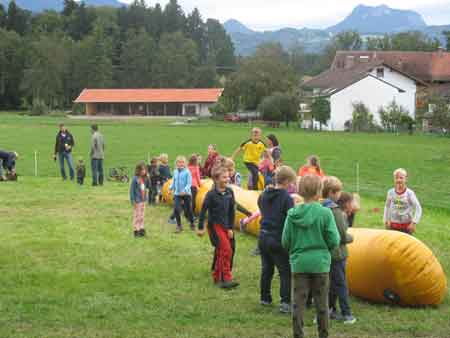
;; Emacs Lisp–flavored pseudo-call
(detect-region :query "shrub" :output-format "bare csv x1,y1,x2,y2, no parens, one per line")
258,92,298,127
352,102,377,132
378,100,413,132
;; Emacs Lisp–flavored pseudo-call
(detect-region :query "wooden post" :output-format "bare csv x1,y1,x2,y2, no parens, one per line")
164,103,167,116
356,162,360,194
146,103,149,116
34,151,38,177
128,103,132,115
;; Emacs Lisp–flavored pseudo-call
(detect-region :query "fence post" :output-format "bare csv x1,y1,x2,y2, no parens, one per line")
34,150,38,177
356,162,360,194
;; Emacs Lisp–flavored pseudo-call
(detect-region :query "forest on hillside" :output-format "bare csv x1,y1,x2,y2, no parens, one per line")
1,0,449,116
0,0,235,110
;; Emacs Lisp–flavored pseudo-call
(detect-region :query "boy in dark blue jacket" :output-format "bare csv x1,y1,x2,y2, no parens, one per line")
258,166,297,313
197,166,239,290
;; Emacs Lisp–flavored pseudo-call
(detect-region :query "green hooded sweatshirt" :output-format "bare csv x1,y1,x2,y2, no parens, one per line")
282,202,340,274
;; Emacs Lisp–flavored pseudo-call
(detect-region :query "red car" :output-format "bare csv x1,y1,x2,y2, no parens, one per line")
224,113,240,122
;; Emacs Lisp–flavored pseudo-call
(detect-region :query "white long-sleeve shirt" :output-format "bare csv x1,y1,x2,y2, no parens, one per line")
383,188,422,225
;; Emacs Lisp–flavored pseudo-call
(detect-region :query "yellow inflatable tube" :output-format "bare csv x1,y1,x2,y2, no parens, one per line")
162,179,447,306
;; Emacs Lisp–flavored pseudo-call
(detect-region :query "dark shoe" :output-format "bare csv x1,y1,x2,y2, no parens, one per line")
219,281,239,289
133,230,139,238
260,300,272,306
279,302,291,314
168,217,176,225
139,229,146,237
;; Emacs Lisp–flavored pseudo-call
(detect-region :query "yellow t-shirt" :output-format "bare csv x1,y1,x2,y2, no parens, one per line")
241,140,266,165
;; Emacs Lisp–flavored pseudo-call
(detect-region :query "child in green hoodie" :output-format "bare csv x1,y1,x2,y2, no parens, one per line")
282,174,340,338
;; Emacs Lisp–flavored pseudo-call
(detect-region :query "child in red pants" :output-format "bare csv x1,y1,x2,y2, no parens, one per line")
197,166,239,289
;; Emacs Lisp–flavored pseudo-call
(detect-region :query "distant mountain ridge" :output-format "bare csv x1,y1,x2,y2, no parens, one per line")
327,4,427,34
0,0,125,12
224,4,449,55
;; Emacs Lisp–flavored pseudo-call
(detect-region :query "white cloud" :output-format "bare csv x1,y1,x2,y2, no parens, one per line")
120,0,450,29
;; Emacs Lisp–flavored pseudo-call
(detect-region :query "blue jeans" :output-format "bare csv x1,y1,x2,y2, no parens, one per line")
91,159,104,186
329,258,352,316
58,152,74,180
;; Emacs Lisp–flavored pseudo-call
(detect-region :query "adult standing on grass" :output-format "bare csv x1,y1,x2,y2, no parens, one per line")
90,124,105,186
231,127,266,190
54,123,75,181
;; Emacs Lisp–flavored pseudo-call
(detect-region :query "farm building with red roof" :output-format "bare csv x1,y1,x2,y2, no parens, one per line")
301,50,450,131
74,88,224,116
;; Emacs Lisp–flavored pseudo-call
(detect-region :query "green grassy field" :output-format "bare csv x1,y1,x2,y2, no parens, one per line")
0,114,449,338
1,114,449,209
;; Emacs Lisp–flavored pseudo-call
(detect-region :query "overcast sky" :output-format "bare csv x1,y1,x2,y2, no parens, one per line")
119,0,450,30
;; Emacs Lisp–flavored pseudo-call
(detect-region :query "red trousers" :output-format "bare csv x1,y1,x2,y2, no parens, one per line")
209,224,233,283
390,222,411,234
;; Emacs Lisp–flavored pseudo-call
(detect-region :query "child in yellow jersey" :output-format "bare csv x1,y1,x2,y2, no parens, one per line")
232,127,266,190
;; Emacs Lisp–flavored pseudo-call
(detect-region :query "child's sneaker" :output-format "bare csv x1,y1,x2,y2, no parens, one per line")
190,223,195,231
168,217,176,225
260,300,272,306
343,315,357,324
175,226,183,234
219,280,239,289
139,229,146,237
133,230,139,238
279,302,291,314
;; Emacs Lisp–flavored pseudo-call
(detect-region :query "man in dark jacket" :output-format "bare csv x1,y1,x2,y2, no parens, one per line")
54,123,75,181
257,166,296,313
0,150,18,181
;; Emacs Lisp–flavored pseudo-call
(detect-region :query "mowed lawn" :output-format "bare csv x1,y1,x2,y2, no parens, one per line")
0,114,449,338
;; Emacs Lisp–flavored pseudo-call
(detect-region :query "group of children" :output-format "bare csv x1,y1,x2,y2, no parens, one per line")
128,127,423,338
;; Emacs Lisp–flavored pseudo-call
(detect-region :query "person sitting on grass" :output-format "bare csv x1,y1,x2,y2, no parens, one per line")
170,156,195,233
258,166,297,314
130,162,148,238
298,155,325,178
147,157,161,205
76,157,86,186
202,144,220,178
197,166,239,290
0,150,18,181
231,127,266,190
282,174,340,338
322,177,356,324
383,168,422,235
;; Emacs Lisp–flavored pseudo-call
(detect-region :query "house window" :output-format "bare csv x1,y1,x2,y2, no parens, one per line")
376,67,385,78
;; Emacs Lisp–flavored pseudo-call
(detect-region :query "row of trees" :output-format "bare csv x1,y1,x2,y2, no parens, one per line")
0,0,235,110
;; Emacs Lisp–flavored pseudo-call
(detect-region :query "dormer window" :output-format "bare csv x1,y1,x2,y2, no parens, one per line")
376,67,385,78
